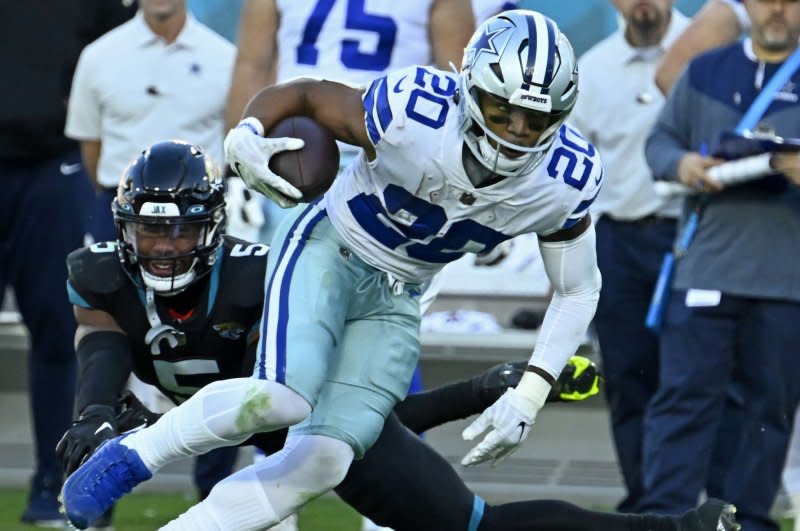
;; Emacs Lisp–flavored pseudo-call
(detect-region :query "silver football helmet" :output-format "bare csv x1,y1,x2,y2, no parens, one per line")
459,10,578,177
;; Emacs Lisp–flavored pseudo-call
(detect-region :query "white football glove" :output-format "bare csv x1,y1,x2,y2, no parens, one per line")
474,240,514,267
225,177,265,241
461,371,550,467
224,117,305,208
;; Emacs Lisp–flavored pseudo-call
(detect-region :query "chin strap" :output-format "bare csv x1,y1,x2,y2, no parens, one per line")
143,288,186,355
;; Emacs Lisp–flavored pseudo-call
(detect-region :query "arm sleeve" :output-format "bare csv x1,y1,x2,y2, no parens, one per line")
645,68,696,182
529,222,601,379
75,331,133,414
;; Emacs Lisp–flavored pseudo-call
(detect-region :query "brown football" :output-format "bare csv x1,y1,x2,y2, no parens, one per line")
266,117,340,202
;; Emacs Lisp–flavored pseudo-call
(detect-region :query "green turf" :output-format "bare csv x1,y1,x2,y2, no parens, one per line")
0,488,794,530
0,488,361,531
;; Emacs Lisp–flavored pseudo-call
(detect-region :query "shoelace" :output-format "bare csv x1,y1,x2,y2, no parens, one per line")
85,446,145,501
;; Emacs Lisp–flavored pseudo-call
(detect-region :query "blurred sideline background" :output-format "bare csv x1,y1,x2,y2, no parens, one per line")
5,0,782,530
187,0,707,55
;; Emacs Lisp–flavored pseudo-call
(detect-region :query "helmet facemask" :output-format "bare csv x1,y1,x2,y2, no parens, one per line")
118,214,222,295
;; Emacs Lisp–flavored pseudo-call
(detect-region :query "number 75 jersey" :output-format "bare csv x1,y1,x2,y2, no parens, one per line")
324,66,604,283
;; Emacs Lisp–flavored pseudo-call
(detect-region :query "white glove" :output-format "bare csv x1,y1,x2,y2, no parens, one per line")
224,117,305,208
461,371,550,467
225,177,265,241
474,240,514,267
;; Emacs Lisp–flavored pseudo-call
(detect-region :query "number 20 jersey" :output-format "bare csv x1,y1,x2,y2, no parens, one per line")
324,65,604,282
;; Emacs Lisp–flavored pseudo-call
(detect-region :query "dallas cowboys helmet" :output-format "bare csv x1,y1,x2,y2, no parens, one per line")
113,140,226,295
460,9,578,176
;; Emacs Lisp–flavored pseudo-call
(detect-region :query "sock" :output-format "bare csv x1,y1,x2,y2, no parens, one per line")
160,466,280,531
122,377,310,472
162,434,352,531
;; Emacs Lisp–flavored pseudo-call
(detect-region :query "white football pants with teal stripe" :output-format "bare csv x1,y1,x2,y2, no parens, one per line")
256,200,423,458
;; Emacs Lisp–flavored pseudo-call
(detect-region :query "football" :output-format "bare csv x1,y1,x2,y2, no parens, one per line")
266,116,340,202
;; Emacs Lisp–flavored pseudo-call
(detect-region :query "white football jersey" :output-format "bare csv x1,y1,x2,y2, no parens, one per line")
276,0,434,87
275,0,516,86
324,66,604,282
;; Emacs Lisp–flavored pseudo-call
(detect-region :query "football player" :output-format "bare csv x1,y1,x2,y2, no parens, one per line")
61,12,740,531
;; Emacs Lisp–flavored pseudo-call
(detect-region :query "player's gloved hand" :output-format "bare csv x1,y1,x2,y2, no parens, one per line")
462,371,550,467
549,355,601,402
224,117,304,208
474,240,513,267
56,404,119,476
225,176,266,241
115,390,162,432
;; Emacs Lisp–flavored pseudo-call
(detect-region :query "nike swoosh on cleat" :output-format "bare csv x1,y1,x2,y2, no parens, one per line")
94,421,114,435
517,421,526,443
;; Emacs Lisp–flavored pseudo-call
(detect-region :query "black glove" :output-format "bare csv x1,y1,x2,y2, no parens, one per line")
475,356,601,406
115,390,162,432
56,404,119,476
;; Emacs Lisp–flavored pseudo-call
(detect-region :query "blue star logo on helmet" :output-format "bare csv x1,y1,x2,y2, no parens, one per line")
469,25,510,66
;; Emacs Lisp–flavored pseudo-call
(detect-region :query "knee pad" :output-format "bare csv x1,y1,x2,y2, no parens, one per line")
287,434,354,493
196,378,311,440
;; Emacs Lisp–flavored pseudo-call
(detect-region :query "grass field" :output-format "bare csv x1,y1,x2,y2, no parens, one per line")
0,489,361,531
0,488,794,530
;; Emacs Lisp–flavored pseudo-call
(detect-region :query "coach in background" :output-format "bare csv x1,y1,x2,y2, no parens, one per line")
640,1,800,529
63,0,239,518
0,1,135,525
569,0,688,514
66,0,235,243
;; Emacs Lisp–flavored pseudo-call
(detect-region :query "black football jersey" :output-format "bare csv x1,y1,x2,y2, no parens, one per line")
67,236,269,404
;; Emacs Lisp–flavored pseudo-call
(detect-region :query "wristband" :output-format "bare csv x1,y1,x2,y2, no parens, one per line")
237,116,265,136
516,370,551,409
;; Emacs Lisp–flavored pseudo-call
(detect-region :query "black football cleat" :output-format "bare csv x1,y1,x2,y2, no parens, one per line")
473,355,601,406
677,498,740,531
472,361,526,405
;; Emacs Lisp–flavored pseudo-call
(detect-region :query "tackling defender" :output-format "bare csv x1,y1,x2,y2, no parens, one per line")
62,11,740,531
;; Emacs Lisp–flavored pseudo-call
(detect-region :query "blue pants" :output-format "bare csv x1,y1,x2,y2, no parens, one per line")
85,188,117,244
0,151,93,481
593,216,676,512
641,291,800,531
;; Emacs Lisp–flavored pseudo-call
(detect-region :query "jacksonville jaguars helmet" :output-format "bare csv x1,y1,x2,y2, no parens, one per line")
459,9,578,177
113,140,226,295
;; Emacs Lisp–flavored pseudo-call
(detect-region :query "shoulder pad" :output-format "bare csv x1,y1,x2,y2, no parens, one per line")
67,243,127,308
550,124,604,228
363,65,458,147
220,236,269,307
